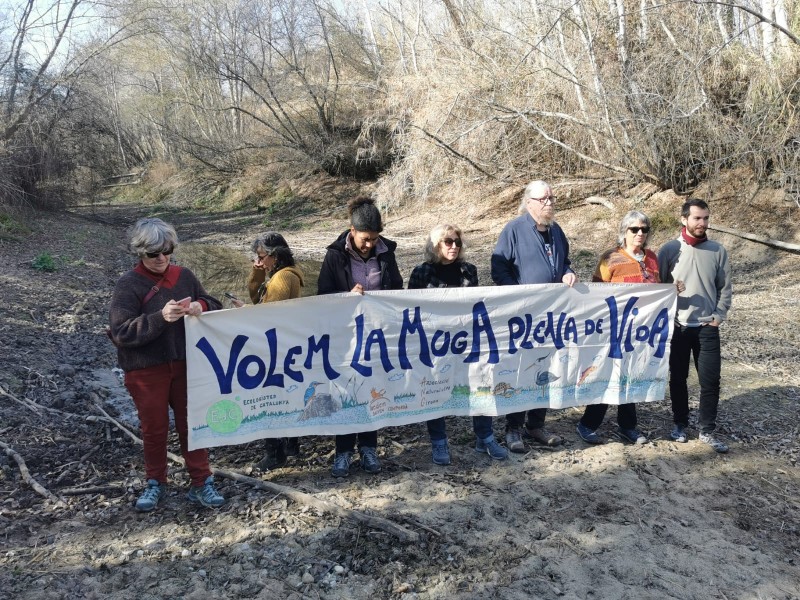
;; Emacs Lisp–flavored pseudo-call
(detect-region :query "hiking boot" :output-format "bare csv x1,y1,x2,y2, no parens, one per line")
331,451,353,477
670,424,688,443
699,432,729,454
284,437,300,457
525,426,563,446
505,428,525,453
359,447,382,473
475,435,508,460
135,479,166,512
576,422,603,444
256,439,287,470
431,439,451,465
618,427,648,445
187,476,225,508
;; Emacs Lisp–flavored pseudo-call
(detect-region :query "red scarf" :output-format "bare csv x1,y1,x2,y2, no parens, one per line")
681,226,707,247
134,262,182,288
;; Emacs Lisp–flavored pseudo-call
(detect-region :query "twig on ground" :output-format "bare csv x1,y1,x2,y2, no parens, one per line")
60,485,125,496
0,384,42,415
90,397,420,542
0,440,63,504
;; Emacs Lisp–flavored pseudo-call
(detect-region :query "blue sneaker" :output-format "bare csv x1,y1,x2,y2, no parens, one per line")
431,439,451,465
135,479,165,512
670,424,688,443
331,451,353,477
475,435,508,460
618,427,648,445
576,422,603,444
187,476,225,508
359,447,382,473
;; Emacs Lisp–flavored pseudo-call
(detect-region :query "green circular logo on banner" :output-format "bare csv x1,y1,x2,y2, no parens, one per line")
206,399,243,434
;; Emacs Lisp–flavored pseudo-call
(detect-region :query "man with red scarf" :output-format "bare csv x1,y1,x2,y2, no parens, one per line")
658,199,733,453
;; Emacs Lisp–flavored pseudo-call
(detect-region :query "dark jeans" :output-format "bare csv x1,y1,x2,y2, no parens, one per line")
580,403,637,431
506,408,547,431
427,416,493,441
669,324,721,433
336,431,378,453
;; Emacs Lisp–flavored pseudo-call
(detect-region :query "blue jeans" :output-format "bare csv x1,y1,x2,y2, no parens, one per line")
669,324,721,433
427,416,493,441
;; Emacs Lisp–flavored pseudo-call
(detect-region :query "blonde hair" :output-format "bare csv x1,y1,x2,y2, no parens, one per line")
423,224,465,264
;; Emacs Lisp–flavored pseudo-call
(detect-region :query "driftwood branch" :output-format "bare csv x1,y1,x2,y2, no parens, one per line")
0,440,62,503
91,399,419,542
585,195,615,210
708,224,800,253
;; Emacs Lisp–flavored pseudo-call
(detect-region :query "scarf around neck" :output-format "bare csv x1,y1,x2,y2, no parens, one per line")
681,226,707,247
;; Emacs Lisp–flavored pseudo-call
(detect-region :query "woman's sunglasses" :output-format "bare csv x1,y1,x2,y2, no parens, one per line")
145,247,174,258
628,227,650,234
442,238,463,247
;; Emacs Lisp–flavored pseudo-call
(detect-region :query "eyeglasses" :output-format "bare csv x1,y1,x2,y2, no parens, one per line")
145,247,174,258
442,238,463,247
628,227,650,234
531,196,555,205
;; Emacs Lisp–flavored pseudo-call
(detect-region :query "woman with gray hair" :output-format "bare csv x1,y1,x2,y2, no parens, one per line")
243,232,304,305
576,210,661,446
408,224,508,465
108,217,225,512
317,196,403,477
237,231,305,469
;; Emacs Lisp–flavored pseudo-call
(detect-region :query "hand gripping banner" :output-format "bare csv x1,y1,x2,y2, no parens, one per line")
186,283,676,450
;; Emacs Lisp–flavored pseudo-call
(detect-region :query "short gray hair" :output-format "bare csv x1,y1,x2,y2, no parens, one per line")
518,180,551,214
618,210,651,248
423,224,465,264
128,218,178,257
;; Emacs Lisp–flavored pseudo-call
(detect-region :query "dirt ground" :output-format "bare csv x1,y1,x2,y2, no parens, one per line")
1,171,799,600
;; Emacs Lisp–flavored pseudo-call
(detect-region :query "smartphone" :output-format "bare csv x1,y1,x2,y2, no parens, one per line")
224,292,241,302
177,296,191,308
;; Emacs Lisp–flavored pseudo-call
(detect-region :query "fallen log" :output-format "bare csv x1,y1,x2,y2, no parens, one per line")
709,224,800,253
91,399,419,542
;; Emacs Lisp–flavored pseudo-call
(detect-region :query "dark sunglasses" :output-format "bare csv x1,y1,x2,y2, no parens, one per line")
145,247,174,258
628,227,650,234
442,237,463,247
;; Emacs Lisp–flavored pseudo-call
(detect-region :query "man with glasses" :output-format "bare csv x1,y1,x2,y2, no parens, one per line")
658,198,733,453
491,180,577,452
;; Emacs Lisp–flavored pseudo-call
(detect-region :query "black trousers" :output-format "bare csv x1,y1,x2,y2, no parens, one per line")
336,431,378,453
579,403,637,430
669,324,722,433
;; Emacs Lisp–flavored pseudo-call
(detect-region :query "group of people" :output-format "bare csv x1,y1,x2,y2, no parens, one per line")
108,180,732,512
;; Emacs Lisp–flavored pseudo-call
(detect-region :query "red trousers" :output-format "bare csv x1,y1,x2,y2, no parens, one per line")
124,361,211,487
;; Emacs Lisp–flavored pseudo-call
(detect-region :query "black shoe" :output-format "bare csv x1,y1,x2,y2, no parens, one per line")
257,439,287,470
284,437,300,457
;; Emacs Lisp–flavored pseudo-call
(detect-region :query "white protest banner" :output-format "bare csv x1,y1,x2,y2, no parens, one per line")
185,283,675,450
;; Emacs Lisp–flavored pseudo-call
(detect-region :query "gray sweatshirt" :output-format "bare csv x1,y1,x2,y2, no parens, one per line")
658,235,732,326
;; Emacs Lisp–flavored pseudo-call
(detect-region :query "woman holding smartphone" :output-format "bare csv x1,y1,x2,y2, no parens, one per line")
108,217,225,512
240,232,305,469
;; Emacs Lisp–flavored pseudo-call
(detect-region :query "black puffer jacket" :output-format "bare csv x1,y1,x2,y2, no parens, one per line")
317,230,403,294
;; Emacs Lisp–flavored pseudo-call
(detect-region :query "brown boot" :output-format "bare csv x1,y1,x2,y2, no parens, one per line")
525,427,562,446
